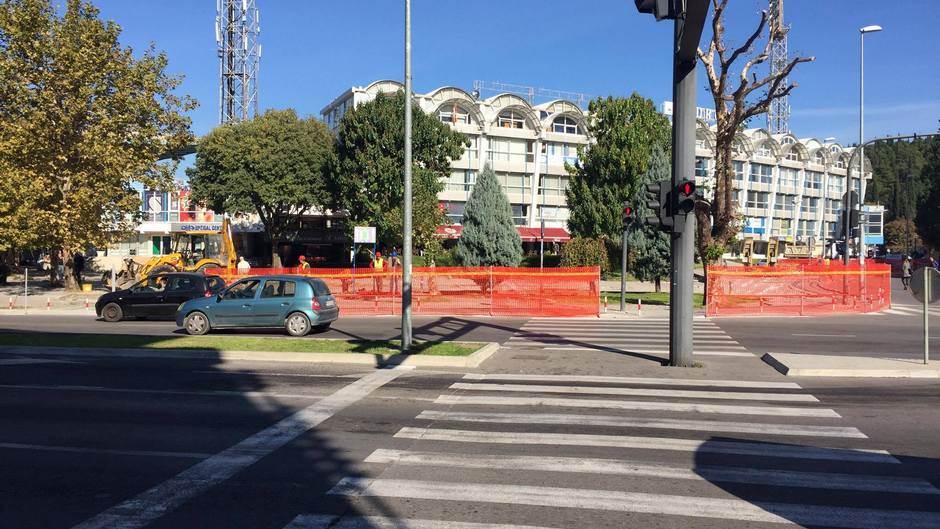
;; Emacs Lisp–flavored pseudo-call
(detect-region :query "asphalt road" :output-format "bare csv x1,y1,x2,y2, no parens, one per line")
713,277,940,360
3,316,940,529
0,314,527,344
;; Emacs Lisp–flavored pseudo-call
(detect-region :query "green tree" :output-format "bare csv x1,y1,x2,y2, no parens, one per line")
188,109,334,267
560,237,610,276
867,139,927,221
916,137,940,250
628,146,671,292
566,94,671,245
0,0,195,289
331,91,466,252
884,218,923,254
455,165,522,267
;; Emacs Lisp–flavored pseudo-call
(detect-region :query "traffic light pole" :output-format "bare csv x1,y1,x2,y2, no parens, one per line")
669,16,696,368
621,228,628,312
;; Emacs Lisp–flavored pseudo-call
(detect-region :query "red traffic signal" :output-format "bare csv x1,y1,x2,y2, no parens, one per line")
675,179,697,214
623,206,633,216
679,180,695,197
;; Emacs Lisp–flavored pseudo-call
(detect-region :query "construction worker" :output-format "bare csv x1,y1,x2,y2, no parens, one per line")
298,255,310,271
371,251,385,293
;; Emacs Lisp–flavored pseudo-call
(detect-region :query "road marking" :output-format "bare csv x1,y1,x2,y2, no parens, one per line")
449,383,818,402
365,449,933,494
434,395,838,418
70,368,406,529
395,428,898,463
462,373,801,389
329,478,940,529
0,383,330,400
0,442,212,459
192,370,363,379
416,410,862,438
284,514,556,529
0,358,80,365
792,333,857,338
540,347,753,357
507,337,741,344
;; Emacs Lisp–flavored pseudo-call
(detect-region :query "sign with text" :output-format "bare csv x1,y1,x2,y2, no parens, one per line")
354,226,376,244
170,222,223,232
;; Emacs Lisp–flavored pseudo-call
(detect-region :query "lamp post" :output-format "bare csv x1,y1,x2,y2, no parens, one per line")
401,0,413,351
857,24,882,265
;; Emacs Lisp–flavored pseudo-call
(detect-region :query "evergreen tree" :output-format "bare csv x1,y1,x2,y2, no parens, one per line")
455,165,522,266
628,146,671,291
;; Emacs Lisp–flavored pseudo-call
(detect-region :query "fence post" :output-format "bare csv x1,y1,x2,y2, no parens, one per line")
488,267,494,317
800,265,805,316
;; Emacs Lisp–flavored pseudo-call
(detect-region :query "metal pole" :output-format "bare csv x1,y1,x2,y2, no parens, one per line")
858,32,866,265
620,229,627,312
540,219,545,270
670,17,696,367
111,266,116,293
924,266,930,365
24,266,28,315
401,0,413,351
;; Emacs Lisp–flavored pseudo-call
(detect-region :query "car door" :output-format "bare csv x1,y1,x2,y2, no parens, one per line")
214,279,260,326
125,276,168,317
256,279,297,326
162,275,200,318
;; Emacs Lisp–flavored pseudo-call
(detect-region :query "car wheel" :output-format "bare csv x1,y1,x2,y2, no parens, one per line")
313,322,331,332
184,311,211,336
102,302,123,322
285,312,311,337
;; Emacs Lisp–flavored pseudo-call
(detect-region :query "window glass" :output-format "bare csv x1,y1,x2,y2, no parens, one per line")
206,277,225,291
261,280,295,298
497,109,526,129
438,103,471,125
749,163,773,184
311,279,332,297
132,275,168,293
805,171,822,190
552,116,580,134
167,275,197,292
733,161,745,180
223,279,260,300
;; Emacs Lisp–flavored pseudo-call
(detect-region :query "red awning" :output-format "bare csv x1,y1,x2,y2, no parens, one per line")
435,225,570,242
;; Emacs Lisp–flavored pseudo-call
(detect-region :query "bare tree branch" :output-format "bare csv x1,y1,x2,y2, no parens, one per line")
724,10,767,70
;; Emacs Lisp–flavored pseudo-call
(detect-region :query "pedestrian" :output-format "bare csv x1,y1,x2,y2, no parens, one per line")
371,251,385,293
72,252,85,286
901,255,912,291
389,247,400,268
237,256,251,274
298,255,310,271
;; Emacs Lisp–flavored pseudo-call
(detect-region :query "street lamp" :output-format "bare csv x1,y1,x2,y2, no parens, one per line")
401,0,413,351
856,24,882,265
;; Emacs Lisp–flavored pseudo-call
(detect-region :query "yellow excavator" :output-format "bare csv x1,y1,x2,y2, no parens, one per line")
105,218,237,288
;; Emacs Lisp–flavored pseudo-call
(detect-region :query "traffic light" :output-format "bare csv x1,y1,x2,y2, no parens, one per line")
675,179,697,215
842,209,860,238
642,179,673,231
621,202,636,231
634,0,678,20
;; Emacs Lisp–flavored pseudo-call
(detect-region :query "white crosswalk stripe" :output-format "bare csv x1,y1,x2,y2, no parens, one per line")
296,372,937,529
448,382,820,402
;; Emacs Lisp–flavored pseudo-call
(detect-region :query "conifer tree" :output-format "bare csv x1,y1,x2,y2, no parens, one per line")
629,146,671,291
455,164,522,266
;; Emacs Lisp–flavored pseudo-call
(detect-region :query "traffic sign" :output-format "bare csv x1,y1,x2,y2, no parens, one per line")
910,267,940,305
354,226,376,244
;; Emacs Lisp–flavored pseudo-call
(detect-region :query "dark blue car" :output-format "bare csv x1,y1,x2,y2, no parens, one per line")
176,275,339,336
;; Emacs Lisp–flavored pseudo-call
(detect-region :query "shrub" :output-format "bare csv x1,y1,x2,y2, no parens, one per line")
561,237,609,275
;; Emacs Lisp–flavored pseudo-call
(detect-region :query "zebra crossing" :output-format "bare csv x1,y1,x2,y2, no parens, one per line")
878,303,940,317
501,317,755,358
284,372,940,529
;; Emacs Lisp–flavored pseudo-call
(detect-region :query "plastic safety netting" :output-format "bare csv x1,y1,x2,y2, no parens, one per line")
705,261,891,317
207,266,600,317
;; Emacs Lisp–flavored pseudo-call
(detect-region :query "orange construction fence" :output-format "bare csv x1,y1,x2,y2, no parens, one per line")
208,266,601,317
705,262,891,317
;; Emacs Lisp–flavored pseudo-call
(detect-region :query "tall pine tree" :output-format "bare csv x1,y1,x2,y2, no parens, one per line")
455,164,522,266
629,146,671,291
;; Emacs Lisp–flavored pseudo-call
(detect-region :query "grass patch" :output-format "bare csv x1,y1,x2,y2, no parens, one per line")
0,332,479,357
601,291,704,308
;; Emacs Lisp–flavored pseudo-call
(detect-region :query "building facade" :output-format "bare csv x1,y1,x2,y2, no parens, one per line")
694,124,872,253
322,81,589,242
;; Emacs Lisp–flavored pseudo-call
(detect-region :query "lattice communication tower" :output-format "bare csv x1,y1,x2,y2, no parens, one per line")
767,0,790,134
216,0,261,124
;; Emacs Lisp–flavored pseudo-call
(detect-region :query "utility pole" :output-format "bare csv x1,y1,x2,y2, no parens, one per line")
401,0,414,351
857,25,883,265
634,0,709,367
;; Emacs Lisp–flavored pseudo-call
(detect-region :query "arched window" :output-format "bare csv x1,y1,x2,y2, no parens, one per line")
497,109,526,129
785,150,800,161
834,159,846,169
438,103,471,125
814,151,826,165
552,115,581,135
830,146,841,154
781,136,795,145
756,143,773,158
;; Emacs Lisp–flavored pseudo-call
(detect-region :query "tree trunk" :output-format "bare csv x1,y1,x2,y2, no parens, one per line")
271,239,282,269
654,277,661,293
62,249,79,291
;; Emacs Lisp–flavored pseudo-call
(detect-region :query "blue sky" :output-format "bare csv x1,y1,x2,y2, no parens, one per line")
89,0,939,145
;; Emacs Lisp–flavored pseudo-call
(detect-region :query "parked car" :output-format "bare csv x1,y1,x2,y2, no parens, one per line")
96,272,227,322
175,275,339,336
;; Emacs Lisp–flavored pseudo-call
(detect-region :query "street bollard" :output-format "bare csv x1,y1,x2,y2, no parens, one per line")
46,297,51,310
637,298,642,317
85,299,90,311
8,296,13,310
604,298,608,313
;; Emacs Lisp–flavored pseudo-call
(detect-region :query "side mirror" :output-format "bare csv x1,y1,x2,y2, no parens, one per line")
216,293,223,302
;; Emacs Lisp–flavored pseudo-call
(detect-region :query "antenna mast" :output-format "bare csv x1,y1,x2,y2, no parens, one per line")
767,0,790,134
216,0,261,124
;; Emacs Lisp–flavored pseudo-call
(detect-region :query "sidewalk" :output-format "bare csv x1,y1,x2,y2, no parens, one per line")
763,352,940,378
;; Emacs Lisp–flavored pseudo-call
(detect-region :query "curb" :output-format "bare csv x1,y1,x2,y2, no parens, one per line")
762,352,940,378
0,342,501,369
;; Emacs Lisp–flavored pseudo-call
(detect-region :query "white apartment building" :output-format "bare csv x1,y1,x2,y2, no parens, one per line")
321,80,588,242
694,124,872,250
322,81,872,253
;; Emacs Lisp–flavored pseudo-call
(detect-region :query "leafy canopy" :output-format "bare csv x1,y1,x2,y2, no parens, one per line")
629,145,671,287
0,0,195,287
455,165,522,267
331,91,466,250
187,109,334,266
566,94,671,242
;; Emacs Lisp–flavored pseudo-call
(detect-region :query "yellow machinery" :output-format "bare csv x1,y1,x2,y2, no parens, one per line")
105,218,237,288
